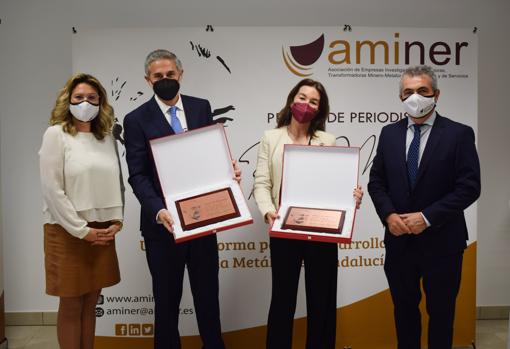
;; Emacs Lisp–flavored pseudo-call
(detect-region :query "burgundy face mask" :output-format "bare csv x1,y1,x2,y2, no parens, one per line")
291,102,318,123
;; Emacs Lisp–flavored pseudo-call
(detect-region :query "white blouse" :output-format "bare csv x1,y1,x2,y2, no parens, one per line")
39,124,123,239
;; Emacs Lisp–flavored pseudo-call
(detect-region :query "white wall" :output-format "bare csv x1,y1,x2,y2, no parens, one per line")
0,0,72,311
0,98,3,326
475,7,510,306
0,0,508,311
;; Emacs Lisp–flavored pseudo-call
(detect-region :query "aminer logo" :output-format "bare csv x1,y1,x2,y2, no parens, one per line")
282,34,325,77
327,33,469,66
282,32,470,76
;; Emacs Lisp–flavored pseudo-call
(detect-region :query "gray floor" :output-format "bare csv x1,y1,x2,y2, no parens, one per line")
4,319,509,348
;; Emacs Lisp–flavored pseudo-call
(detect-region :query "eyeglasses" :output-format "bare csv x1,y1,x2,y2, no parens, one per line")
71,93,100,105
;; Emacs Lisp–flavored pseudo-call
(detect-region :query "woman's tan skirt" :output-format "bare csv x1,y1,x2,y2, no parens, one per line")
44,222,120,297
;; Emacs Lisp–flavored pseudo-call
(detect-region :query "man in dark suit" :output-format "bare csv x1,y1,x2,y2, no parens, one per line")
124,49,233,349
368,65,480,349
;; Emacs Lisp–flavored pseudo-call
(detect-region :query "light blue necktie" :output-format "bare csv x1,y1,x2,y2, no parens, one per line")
407,124,423,189
169,106,184,134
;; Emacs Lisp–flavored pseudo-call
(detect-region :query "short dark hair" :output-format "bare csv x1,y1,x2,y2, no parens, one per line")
400,65,438,93
276,79,330,138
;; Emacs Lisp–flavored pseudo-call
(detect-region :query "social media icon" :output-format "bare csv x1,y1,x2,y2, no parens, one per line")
142,323,154,336
129,324,141,336
115,324,127,336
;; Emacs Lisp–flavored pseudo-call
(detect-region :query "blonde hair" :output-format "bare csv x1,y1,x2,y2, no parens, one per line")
50,73,114,140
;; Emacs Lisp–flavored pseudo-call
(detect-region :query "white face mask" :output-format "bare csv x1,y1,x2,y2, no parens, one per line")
402,93,436,118
69,101,99,122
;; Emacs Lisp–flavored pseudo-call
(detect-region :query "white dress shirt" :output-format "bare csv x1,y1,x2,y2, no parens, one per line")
155,94,188,132
406,111,437,165
405,111,437,226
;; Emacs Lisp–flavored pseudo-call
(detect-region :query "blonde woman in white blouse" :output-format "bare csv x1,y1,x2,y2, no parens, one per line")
39,73,123,349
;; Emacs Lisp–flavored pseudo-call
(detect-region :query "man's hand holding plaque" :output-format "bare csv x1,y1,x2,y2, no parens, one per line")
157,209,175,233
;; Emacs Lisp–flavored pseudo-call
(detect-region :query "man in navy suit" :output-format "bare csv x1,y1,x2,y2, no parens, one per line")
368,65,480,349
124,49,232,349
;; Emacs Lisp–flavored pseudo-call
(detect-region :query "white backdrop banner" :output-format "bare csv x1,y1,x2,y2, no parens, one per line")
72,26,477,345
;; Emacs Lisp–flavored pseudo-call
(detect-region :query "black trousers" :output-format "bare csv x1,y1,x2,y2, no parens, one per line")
266,237,338,349
144,233,225,349
384,240,463,349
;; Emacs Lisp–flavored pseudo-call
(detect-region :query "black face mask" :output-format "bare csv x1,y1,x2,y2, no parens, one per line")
153,79,180,101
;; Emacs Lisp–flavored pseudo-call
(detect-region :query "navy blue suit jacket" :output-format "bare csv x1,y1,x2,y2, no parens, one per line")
123,95,213,239
368,114,481,256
